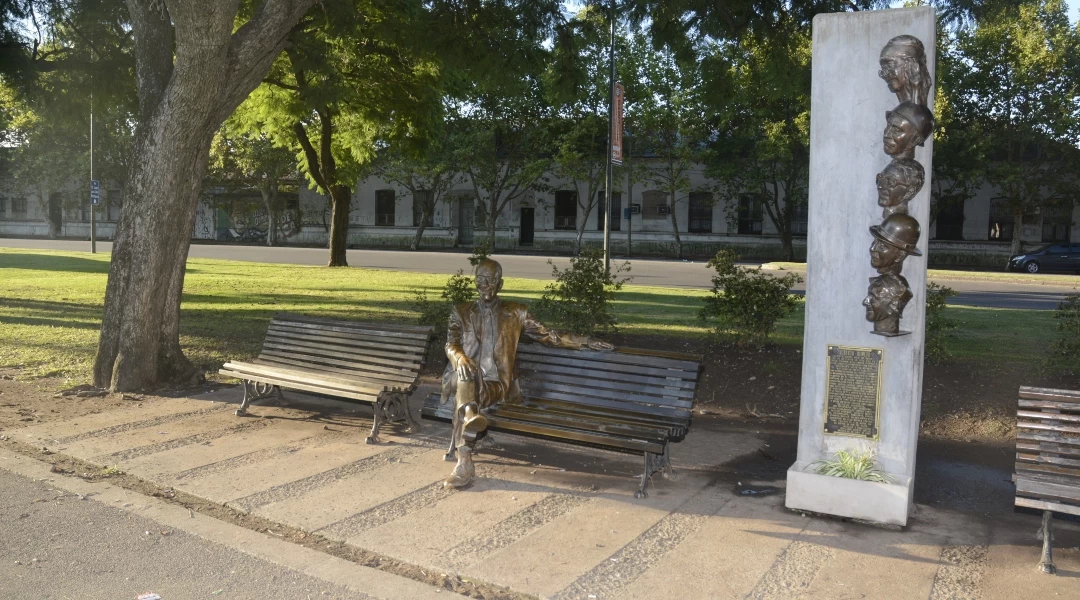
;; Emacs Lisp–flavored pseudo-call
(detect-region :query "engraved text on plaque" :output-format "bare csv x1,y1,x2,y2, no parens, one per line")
823,345,882,439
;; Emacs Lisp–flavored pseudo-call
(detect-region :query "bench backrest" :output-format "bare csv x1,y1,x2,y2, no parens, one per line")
516,343,701,423
255,313,433,389
1015,386,1080,515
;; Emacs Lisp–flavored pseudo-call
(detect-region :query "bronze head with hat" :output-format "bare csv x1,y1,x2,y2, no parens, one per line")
869,213,922,275
879,34,932,106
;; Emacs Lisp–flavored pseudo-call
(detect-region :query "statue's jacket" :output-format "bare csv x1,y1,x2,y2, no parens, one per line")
441,300,590,406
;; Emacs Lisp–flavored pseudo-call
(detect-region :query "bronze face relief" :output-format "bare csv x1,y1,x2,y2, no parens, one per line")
883,102,934,160
440,258,613,488
863,273,914,336
879,34,932,106
876,159,924,217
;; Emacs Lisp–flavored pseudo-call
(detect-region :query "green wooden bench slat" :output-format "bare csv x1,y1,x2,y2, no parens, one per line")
267,325,427,354
261,339,422,370
219,368,380,402
516,360,696,390
272,315,431,341
518,344,701,371
516,368,696,399
516,355,698,381
221,362,396,395
1019,386,1080,404
521,379,693,409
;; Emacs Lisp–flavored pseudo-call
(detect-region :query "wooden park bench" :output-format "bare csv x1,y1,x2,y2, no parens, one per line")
1013,385,1080,574
220,313,434,444
422,343,701,498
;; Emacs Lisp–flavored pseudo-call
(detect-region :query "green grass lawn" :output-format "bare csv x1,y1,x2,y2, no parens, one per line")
0,248,1059,383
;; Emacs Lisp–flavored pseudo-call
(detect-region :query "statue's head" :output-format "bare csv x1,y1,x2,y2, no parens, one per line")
879,35,932,105
475,258,504,303
883,102,934,159
869,213,922,273
863,274,913,332
876,159,925,209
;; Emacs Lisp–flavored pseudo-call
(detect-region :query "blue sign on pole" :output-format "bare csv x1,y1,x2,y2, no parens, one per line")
90,180,101,205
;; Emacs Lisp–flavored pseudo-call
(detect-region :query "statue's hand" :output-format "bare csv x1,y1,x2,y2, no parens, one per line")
456,356,479,382
587,339,615,352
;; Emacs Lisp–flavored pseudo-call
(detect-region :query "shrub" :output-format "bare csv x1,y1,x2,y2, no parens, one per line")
925,282,958,365
698,249,801,346
1046,293,1080,375
412,269,476,345
467,241,492,268
810,448,890,483
531,248,631,336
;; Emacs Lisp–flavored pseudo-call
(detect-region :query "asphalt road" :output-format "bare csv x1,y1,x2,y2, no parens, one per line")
0,468,373,600
2,238,1078,310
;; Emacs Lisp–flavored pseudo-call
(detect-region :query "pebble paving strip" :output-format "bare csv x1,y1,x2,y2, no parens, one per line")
169,430,350,481
445,492,591,569
552,486,733,600
928,545,988,600
50,404,233,445
94,418,273,462
227,443,433,514
318,481,457,539
746,539,834,600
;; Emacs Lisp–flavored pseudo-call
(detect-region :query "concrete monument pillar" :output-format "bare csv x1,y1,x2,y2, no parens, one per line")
785,6,935,527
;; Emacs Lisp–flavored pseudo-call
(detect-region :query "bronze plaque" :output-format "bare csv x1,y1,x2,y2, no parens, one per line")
823,345,883,439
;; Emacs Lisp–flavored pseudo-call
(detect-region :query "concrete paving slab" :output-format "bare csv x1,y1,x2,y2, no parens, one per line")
470,473,712,599
252,445,450,532
978,513,1080,599
51,405,269,459
800,517,943,600
9,396,230,445
615,494,806,600
203,439,419,508
117,417,329,483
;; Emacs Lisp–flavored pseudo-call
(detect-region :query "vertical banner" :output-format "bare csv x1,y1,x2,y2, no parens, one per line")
611,82,624,165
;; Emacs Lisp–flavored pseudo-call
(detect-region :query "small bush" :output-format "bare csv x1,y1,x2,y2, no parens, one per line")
698,249,801,346
1046,293,1080,375
925,283,958,365
531,248,631,336
467,241,492,268
810,448,890,483
412,269,476,345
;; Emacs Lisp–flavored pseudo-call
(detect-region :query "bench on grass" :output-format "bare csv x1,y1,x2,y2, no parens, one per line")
220,313,434,444
1013,385,1080,574
422,343,701,498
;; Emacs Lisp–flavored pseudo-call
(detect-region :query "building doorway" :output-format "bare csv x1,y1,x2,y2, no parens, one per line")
519,207,535,246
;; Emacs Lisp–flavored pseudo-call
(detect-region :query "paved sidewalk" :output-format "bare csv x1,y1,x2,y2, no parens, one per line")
3,386,1079,599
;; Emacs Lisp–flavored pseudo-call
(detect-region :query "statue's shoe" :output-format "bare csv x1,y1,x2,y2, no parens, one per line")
443,450,475,488
462,411,488,436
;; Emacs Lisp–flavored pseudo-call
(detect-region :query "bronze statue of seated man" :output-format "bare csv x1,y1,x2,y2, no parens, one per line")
440,258,613,488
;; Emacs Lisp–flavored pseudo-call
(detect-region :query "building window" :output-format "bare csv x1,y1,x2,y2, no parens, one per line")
554,190,577,230
1042,205,1071,243
792,203,809,237
412,190,434,227
375,189,395,226
641,190,669,220
596,191,621,232
12,197,27,219
987,199,1013,242
738,194,763,234
688,192,713,233
934,200,965,240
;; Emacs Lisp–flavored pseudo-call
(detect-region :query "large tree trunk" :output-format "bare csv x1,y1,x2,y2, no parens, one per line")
328,184,351,266
781,230,795,262
1009,203,1024,260
93,0,316,391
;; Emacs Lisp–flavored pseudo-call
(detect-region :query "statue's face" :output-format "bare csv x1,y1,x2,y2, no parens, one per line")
876,170,906,207
475,265,502,303
878,56,904,94
870,239,905,270
883,113,919,157
863,289,886,321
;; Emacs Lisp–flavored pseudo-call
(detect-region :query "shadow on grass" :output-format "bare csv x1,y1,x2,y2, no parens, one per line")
0,252,109,275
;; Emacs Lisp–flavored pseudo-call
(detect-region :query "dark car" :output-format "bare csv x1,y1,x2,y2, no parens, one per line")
1007,243,1080,274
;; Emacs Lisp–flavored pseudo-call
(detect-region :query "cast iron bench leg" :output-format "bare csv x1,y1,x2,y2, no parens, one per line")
1037,510,1057,574
661,444,677,480
399,392,422,434
636,452,654,499
367,394,387,445
236,381,277,416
